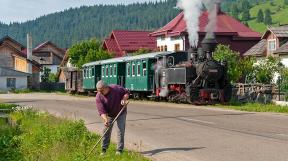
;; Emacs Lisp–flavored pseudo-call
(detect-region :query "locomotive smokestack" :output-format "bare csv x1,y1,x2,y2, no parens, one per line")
201,36,218,59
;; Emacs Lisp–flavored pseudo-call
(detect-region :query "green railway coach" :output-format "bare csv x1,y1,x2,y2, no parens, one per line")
100,57,126,86
82,61,101,91
124,52,173,93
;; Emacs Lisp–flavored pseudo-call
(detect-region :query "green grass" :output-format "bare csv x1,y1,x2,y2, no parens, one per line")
11,89,66,94
247,0,288,33
1,105,149,161
212,102,288,114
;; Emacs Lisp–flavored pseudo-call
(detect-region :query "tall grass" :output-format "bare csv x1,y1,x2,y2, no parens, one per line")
1,107,149,161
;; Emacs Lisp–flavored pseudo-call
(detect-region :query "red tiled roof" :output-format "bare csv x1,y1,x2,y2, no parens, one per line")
103,38,121,56
150,11,260,38
103,30,157,57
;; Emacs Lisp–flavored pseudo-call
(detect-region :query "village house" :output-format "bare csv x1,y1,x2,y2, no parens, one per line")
244,25,288,66
22,38,66,76
150,4,261,55
102,30,157,57
57,51,83,93
0,35,40,90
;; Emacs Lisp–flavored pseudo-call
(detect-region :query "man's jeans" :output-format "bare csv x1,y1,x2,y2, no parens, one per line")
102,112,127,151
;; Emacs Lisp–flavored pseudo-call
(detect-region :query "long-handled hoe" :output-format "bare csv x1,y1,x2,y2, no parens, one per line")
84,101,129,160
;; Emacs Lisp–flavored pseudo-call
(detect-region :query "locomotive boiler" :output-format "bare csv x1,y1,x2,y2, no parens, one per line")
155,37,231,104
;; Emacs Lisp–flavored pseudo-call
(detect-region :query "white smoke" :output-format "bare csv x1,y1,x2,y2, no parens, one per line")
203,0,222,39
177,0,202,47
177,0,222,45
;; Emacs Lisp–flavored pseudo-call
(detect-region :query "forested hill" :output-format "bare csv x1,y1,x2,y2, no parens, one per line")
0,0,180,48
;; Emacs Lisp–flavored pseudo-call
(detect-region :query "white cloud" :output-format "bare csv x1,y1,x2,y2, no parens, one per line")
0,0,158,24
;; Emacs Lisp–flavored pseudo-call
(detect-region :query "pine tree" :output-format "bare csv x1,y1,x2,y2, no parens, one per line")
242,9,251,21
231,4,239,19
264,9,272,25
257,9,264,23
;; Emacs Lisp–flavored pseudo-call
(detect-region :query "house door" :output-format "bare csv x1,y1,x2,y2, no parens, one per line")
7,78,16,89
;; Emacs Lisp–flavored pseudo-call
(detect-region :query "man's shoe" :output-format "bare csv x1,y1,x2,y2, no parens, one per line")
100,149,106,156
115,150,123,155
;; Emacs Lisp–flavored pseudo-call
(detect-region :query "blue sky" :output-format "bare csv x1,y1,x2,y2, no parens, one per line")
0,0,159,24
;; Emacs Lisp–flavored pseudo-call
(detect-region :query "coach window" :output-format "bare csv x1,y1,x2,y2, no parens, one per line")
127,63,130,77
106,65,108,77
132,63,136,77
137,63,141,76
110,65,113,77
114,64,117,77
83,68,86,78
102,67,104,77
143,61,147,76
91,67,95,77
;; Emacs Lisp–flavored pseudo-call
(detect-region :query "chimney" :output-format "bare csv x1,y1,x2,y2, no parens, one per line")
26,33,33,74
27,33,33,61
215,1,221,14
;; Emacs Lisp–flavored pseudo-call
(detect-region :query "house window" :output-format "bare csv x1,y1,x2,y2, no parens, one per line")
164,45,168,51
175,44,180,51
132,64,136,76
137,63,141,76
268,39,276,51
143,61,147,76
127,63,130,77
114,65,117,77
160,46,164,52
157,47,160,51
7,78,16,88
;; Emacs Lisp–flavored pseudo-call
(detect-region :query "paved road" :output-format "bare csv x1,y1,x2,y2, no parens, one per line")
1,93,288,161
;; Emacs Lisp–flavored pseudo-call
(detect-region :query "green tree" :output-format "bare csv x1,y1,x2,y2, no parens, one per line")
285,0,288,5
242,9,251,21
68,38,112,68
48,73,58,83
132,48,152,56
213,45,242,83
264,9,272,25
238,56,256,83
253,56,281,84
257,9,264,23
41,67,51,83
231,4,239,19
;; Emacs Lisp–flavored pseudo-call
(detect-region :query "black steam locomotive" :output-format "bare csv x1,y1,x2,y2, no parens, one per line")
154,37,231,104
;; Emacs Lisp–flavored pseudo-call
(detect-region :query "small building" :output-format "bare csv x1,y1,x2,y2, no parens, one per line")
23,41,66,75
103,30,157,57
244,25,288,65
57,51,83,93
0,67,31,90
0,35,40,90
150,4,261,55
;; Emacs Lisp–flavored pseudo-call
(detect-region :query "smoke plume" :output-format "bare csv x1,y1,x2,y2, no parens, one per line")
177,0,222,45
177,0,202,47
203,0,222,39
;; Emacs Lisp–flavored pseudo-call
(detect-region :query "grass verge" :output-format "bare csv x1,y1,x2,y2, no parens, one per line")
0,103,149,161
212,102,288,114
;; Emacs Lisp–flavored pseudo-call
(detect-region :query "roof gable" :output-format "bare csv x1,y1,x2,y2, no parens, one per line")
262,25,288,39
103,30,156,57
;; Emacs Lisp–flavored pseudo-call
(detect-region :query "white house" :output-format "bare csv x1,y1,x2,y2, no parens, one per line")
0,67,31,90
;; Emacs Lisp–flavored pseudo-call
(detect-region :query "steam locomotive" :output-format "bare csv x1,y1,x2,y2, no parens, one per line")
82,37,231,104
154,37,231,104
